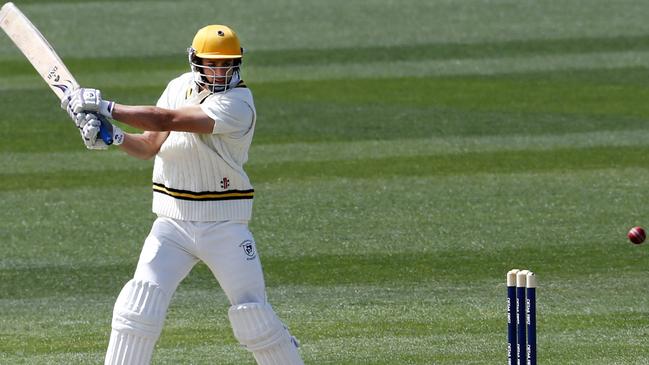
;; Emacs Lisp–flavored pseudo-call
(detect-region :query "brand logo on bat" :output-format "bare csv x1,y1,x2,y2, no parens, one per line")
47,65,58,80
52,82,71,94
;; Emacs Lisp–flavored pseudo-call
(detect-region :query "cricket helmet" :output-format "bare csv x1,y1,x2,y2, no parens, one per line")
190,25,242,59
188,25,243,92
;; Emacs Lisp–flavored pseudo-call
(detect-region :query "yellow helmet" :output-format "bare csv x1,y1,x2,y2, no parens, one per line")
188,25,243,92
190,25,242,59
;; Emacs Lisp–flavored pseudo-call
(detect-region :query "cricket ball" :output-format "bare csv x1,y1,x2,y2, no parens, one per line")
628,226,646,244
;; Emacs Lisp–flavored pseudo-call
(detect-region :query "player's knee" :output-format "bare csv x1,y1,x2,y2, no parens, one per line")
111,279,171,339
228,302,299,351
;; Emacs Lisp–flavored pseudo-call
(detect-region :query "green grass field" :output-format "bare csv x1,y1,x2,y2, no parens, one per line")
3,0,649,364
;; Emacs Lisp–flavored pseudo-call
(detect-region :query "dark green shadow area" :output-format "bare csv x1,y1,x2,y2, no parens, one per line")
4,34,649,76
4,67,649,152
2,145,647,191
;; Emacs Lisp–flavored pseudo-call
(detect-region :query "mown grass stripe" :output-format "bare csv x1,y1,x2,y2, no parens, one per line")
4,34,649,77
4,130,649,174
249,146,649,180
5,50,649,90
2,241,646,299
0,169,152,191
1,146,648,191
254,73,649,115
5,68,649,153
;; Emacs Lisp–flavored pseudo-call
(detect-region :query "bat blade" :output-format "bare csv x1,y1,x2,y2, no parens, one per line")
0,2,78,100
0,2,113,145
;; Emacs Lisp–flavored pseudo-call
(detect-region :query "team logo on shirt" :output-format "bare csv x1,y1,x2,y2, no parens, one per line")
240,240,256,260
221,177,230,189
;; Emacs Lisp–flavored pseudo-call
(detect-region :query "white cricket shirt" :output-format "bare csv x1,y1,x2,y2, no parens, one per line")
151,72,256,222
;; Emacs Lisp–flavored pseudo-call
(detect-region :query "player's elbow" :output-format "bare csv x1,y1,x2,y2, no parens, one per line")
156,108,190,131
168,111,188,130
145,107,176,131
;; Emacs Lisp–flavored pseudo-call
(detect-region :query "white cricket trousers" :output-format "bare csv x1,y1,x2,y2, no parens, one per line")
135,217,266,304
105,217,267,365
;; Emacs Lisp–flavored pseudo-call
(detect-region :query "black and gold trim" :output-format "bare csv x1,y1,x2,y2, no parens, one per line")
153,183,254,201
186,80,247,104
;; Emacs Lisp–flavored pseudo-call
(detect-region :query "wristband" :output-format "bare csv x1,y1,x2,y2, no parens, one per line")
99,100,115,118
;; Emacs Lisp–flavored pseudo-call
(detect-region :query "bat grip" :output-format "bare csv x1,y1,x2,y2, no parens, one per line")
98,115,114,145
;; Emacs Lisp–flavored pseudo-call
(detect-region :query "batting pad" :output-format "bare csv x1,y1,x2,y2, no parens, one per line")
105,279,171,365
228,302,304,365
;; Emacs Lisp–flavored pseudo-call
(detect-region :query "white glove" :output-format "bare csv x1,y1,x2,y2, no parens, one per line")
67,88,115,118
78,113,124,150
73,112,94,129
80,117,107,150
61,90,76,120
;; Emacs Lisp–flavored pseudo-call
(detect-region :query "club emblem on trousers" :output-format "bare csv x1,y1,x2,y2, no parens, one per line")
240,240,256,260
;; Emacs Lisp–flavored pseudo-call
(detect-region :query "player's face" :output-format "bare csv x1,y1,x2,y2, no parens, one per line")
200,58,234,84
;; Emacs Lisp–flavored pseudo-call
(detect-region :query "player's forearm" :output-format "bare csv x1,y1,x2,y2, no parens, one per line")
112,104,176,131
111,104,215,134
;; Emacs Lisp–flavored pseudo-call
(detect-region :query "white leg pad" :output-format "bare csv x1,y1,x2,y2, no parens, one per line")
105,279,171,365
228,302,304,365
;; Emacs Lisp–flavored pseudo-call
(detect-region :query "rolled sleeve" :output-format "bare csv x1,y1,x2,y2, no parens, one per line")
201,98,254,135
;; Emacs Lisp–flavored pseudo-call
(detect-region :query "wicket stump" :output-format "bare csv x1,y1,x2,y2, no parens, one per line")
507,269,536,365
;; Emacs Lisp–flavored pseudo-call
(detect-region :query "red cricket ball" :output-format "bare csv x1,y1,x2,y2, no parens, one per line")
628,226,646,244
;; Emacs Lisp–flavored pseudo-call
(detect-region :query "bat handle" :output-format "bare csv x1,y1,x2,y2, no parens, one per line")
98,115,114,145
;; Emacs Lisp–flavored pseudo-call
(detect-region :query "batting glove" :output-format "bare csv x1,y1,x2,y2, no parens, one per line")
68,87,114,118
78,113,124,150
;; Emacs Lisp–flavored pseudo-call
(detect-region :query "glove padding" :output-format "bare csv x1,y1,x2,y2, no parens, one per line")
62,87,114,118
77,113,124,150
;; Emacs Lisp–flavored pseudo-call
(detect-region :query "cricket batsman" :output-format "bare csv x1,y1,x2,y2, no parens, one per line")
62,25,305,365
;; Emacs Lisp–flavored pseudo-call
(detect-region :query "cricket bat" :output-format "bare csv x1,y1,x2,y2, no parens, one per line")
0,2,112,144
